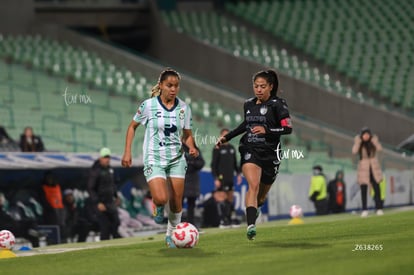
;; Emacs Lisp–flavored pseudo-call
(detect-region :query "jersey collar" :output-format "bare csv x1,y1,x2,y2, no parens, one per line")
157,96,179,112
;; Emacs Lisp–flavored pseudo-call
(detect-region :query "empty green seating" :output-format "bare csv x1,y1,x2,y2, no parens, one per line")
226,0,414,110
163,10,364,103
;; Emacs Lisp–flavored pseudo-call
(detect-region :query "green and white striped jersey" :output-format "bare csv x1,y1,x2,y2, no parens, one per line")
133,96,192,166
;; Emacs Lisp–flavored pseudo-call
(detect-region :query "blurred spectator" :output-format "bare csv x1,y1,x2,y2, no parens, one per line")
0,125,19,151
327,170,346,213
19,127,45,152
309,165,328,215
88,147,121,240
371,177,386,209
62,189,90,243
117,206,143,238
0,125,13,144
0,192,40,248
40,171,65,243
202,190,232,228
211,128,242,226
183,144,205,226
352,127,384,217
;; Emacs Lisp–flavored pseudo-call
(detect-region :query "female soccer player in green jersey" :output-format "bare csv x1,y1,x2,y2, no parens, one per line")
122,69,198,248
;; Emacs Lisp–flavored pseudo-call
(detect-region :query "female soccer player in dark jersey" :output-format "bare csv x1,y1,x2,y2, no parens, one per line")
216,70,292,240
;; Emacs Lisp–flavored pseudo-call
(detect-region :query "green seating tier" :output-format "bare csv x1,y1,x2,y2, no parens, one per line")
226,0,414,110
0,33,352,171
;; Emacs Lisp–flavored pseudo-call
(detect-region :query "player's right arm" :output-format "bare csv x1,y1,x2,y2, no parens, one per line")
122,120,140,167
122,101,148,167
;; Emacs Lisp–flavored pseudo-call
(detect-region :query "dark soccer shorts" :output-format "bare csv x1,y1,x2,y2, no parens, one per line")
216,180,235,192
239,145,280,185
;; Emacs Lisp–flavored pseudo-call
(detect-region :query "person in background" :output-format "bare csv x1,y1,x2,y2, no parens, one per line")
211,128,242,227
202,190,231,228
0,125,13,144
309,165,328,215
62,189,90,242
0,192,40,248
19,126,45,152
40,171,65,243
327,170,346,213
183,144,205,226
88,147,121,241
352,127,384,217
371,177,386,209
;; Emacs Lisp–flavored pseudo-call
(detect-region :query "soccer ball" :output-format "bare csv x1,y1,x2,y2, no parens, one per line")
172,222,199,248
289,205,303,218
0,230,16,250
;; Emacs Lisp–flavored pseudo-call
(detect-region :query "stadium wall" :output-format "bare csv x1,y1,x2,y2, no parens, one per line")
0,0,35,34
148,4,414,147
1,166,412,219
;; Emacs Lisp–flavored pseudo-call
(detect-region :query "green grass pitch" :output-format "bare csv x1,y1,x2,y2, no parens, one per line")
1,208,413,275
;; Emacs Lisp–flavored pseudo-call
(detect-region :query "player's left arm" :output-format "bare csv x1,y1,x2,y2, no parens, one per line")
182,129,198,157
265,99,292,136
182,104,199,157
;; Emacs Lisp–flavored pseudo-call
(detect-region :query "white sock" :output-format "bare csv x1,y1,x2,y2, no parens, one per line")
166,211,182,236
164,201,170,215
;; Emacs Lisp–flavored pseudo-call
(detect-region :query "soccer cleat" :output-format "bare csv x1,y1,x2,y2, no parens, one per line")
246,224,256,240
165,235,176,248
376,209,384,216
153,205,165,224
361,210,369,217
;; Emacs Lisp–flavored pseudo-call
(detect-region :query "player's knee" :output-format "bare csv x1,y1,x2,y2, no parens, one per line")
248,182,260,192
152,195,168,205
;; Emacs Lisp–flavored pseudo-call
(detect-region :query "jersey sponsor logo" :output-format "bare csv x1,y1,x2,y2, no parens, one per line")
260,105,268,115
247,135,265,143
246,116,266,123
164,124,177,136
155,111,177,119
179,109,185,120
159,141,181,147
244,152,251,160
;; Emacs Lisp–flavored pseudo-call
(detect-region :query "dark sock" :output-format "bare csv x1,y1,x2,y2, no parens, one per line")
246,206,257,226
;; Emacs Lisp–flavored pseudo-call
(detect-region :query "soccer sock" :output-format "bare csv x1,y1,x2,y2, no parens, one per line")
166,211,182,236
246,206,257,226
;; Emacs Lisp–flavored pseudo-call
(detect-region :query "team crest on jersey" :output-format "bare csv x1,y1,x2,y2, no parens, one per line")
260,105,268,115
244,152,251,160
179,109,185,120
144,166,153,177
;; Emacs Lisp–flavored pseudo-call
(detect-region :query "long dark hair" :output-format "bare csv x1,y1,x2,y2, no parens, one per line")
151,68,181,98
358,128,376,158
253,70,279,97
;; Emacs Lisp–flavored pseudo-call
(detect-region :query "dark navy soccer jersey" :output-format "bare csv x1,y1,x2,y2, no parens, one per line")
225,96,292,149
